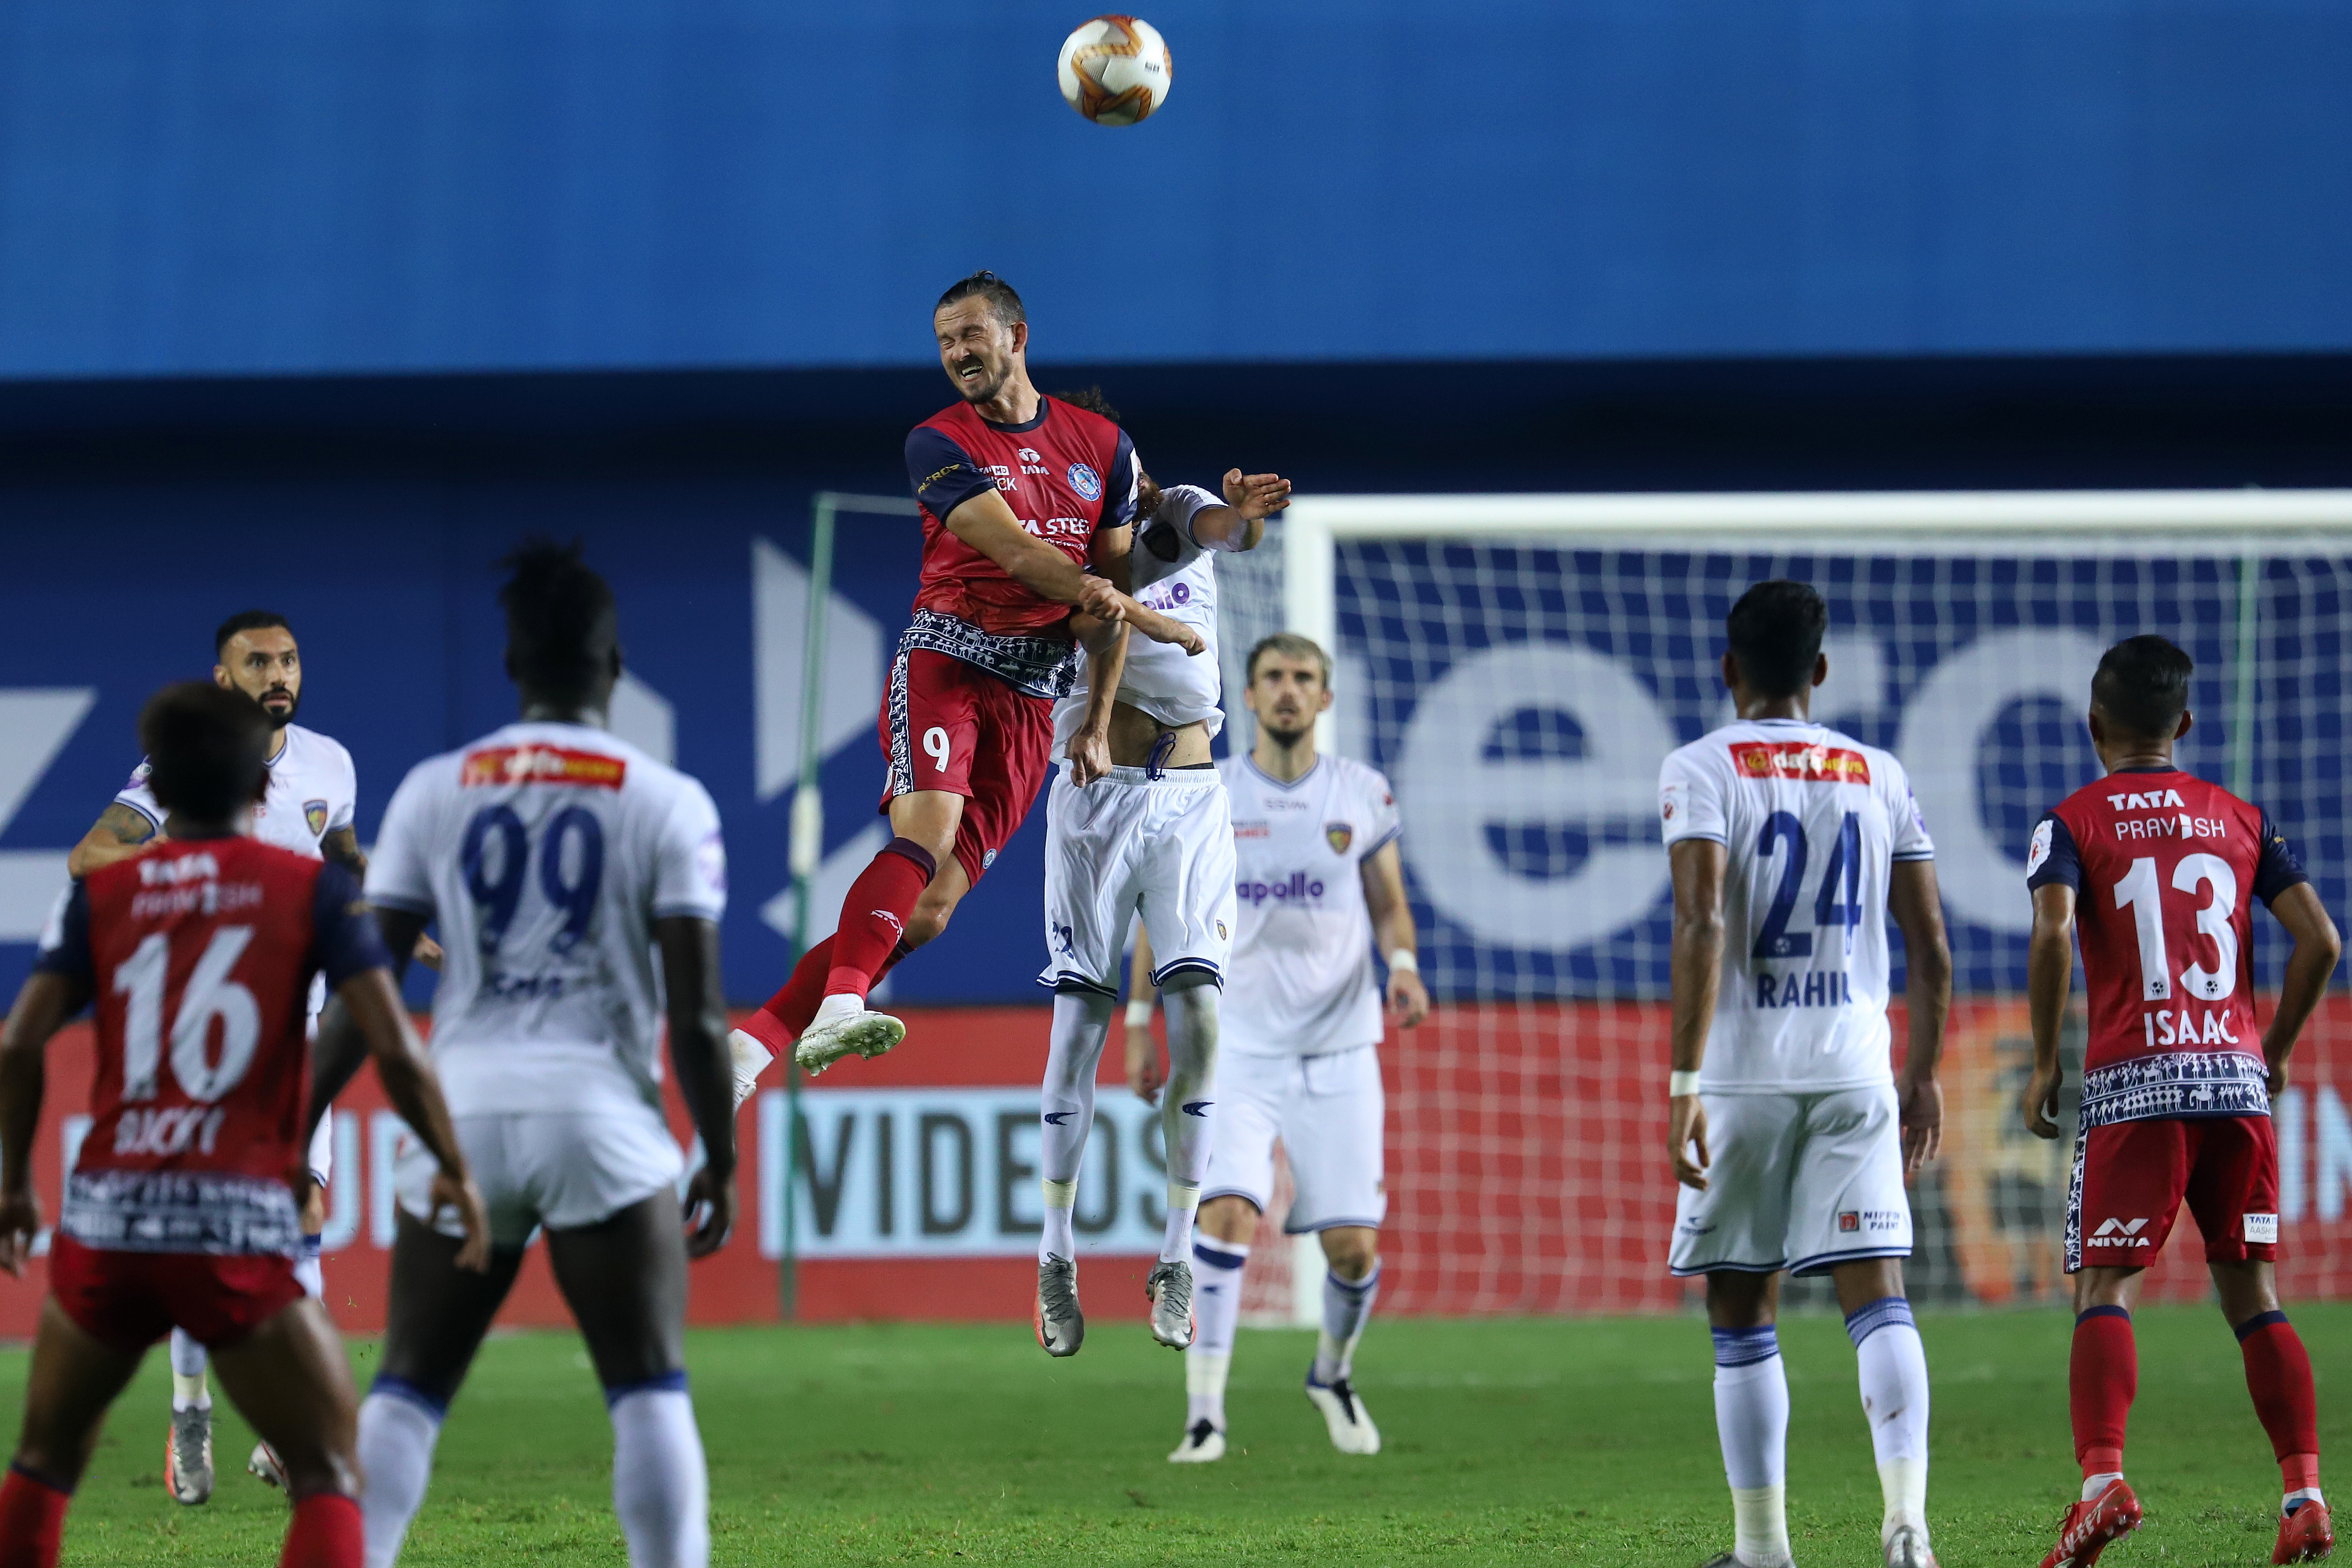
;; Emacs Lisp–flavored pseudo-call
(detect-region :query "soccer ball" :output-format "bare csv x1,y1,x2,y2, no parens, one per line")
1056,15,1171,126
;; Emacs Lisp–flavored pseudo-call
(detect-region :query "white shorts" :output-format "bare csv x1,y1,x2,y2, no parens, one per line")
1668,1083,1911,1278
1038,764,1236,995
1204,1045,1387,1233
396,1106,685,1248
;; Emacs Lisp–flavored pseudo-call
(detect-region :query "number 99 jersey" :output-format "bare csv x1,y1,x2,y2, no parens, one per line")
367,722,727,1120
1658,718,1934,1093
2028,768,2308,1126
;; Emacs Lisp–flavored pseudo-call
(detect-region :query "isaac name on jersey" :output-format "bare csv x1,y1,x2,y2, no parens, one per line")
1657,719,1934,1094
904,395,1138,700
2027,768,2308,1129
1220,753,1400,1058
366,723,727,1120
1050,482,1224,750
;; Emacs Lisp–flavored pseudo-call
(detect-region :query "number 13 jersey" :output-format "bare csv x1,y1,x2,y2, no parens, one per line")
2027,768,2308,1128
1658,719,1934,1094
368,722,727,1118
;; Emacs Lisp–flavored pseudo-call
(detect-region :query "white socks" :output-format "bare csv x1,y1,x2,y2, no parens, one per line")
609,1379,710,1568
1314,1265,1380,1384
295,1233,325,1300
2084,1471,2124,1502
1712,1326,1792,1567
1156,982,1219,1262
1038,990,1113,1262
1186,1239,1249,1430
812,992,861,1029
727,1029,773,1111
358,1381,444,1568
169,1328,209,1410
1847,1296,1931,1540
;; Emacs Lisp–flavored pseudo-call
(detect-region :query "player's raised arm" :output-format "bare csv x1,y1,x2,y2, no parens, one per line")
1887,859,1953,1173
1185,469,1290,553
2022,881,2077,1140
2260,882,2342,1097
1667,838,1727,1188
1360,841,1427,1027
656,915,737,1257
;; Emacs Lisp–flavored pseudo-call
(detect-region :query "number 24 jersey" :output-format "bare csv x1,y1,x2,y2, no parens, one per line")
2026,768,2308,1128
1658,719,1935,1094
368,723,727,1119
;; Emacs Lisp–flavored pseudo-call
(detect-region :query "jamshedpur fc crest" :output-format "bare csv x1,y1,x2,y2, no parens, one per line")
1325,822,1353,854
304,799,329,837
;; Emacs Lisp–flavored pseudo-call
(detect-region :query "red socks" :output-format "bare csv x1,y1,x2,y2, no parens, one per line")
2070,1305,2137,1477
825,838,935,999
744,936,836,1052
280,1491,362,1568
0,1465,69,1568
2238,1309,2322,1494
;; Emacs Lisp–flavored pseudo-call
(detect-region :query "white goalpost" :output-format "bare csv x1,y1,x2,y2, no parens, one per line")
1213,488,2352,1321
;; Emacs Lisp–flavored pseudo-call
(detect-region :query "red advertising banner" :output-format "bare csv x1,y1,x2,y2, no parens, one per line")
6,998,2351,1335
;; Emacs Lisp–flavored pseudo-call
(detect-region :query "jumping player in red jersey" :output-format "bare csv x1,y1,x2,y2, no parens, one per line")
2022,635,2343,1568
0,683,487,1568
728,271,1206,1088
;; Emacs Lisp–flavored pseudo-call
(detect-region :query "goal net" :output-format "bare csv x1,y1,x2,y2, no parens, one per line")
1214,491,2352,1320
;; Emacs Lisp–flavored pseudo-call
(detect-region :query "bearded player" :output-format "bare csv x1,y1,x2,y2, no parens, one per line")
1660,582,1951,1568
1134,633,1427,1461
0,682,487,1568
66,611,438,1504
726,273,1204,1093
2022,635,2341,1568
1027,384,1289,1357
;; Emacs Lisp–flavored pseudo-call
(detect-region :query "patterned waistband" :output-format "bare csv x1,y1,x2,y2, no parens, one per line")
900,611,1076,701
2079,1050,2271,1131
60,1168,303,1257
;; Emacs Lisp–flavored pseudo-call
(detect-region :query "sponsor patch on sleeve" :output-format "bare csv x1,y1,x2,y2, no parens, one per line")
2026,818,2054,877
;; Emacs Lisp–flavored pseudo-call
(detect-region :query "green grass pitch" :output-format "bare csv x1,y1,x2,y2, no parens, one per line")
6,1302,2342,1565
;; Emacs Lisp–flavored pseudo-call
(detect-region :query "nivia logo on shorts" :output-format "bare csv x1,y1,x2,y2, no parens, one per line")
2089,1217,2153,1248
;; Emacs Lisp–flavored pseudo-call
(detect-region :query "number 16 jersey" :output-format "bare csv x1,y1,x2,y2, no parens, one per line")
368,722,727,1119
1658,718,1935,1094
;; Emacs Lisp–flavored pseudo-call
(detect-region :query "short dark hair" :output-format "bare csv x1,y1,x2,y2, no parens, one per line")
2092,634,2194,738
936,270,1025,328
215,610,291,659
499,538,617,702
139,682,272,822
1050,385,1120,422
1725,581,1828,699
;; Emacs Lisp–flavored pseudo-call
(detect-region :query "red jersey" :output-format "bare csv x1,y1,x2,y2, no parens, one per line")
902,395,1138,698
32,836,389,1255
2027,768,2309,1130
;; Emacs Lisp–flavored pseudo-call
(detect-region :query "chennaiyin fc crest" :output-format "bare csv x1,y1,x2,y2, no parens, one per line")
304,799,329,837
1325,821,1353,854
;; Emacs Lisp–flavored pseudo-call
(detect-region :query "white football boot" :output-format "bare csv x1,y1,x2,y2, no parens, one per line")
1145,1260,1195,1349
1168,1418,1226,1463
1305,1369,1381,1455
247,1441,289,1491
791,995,905,1077
165,1404,214,1504
1882,1523,1936,1568
1036,1255,1084,1356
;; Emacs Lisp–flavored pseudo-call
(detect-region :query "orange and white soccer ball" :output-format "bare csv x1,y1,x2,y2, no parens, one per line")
1057,15,1171,126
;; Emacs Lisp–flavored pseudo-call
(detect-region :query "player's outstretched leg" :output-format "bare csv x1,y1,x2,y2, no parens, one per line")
1036,987,1113,1356
1145,976,1220,1350
165,1327,214,1505
1305,1227,1382,1456
2041,1300,2142,1568
1174,1221,1249,1462
1839,1286,1933,1567
790,836,934,1075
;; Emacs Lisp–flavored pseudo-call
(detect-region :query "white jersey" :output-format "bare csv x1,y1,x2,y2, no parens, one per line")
117,721,356,859
367,722,727,1118
1051,483,1224,749
1657,718,1934,1094
1220,752,1401,1058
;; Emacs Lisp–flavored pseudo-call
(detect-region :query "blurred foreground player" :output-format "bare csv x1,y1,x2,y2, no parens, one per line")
1659,582,1952,1568
2022,635,2342,1568
341,542,736,1568
1029,384,1290,1357
726,272,1204,1091
1139,634,1427,1461
0,683,487,1568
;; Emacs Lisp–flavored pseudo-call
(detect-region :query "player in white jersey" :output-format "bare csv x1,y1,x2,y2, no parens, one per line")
335,542,736,1568
65,609,434,1504
1657,582,1952,1568
1030,386,1291,1357
1133,633,1427,1464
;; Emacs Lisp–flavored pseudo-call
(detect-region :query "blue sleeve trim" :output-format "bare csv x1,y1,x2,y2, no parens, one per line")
2254,811,2312,908
312,862,393,989
906,425,994,520
2025,812,2081,893
1098,427,1137,533
1359,825,1402,860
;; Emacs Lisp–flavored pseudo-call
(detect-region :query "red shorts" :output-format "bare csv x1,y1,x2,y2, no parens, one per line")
879,649,1054,887
2067,1114,2279,1273
48,1235,303,1351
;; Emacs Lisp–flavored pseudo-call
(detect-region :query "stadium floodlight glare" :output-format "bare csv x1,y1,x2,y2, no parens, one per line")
1207,488,2352,1320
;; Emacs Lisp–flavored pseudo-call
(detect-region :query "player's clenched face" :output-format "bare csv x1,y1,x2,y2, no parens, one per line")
215,627,302,730
1245,653,1331,746
934,297,1024,407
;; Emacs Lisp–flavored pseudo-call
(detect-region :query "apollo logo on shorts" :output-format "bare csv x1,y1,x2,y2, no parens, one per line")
2088,1216,2153,1248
